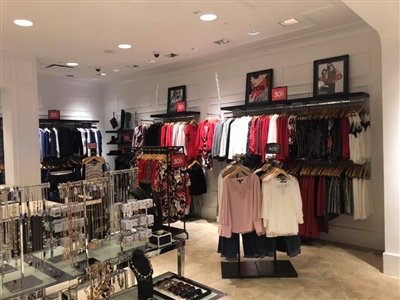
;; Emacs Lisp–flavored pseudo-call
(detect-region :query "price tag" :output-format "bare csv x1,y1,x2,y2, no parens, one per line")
266,143,281,154
74,188,77,195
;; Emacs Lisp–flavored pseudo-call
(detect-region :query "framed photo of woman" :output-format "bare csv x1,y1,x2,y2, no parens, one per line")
313,55,349,98
245,69,273,106
167,85,186,114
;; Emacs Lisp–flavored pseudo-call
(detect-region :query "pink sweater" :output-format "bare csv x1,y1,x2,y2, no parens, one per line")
218,173,264,238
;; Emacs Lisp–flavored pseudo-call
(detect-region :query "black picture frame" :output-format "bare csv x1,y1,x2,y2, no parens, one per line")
167,85,186,114
245,69,273,106
313,55,349,98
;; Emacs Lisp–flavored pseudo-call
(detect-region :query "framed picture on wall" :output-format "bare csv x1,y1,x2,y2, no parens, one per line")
313,55,349,98
245,69,273,106
167,85,186,114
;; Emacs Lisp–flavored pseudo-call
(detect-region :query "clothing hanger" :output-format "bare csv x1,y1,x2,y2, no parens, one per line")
82,156,105,165
225,164,252,178
187,160,201,169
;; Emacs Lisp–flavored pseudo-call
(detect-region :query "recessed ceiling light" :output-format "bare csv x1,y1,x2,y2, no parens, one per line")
100,73,107,76
248,30,260,36
14,19,33,27
114,69,120,72
147,60,156,63
66,62,79,67
200,14,217,21
118,44,132,49
191,47,199,52
279,18,299,27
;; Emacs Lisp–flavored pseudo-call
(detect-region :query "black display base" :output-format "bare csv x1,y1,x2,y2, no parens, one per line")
3,275,43,292
0,264,17,274
73,257,100,272
256,260,298,277
221,260,298,278
221,261,260,278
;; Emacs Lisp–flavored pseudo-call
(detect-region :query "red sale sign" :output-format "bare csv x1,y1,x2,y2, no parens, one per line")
272,86,287,101
48,110,60,119
171,154,187,168
176,101,186,112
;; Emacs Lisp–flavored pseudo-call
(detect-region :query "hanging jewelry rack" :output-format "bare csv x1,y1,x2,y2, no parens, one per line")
129,146,189,239
104,168,139,239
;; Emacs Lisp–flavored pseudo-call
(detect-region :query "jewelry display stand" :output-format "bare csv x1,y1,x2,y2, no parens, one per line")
130,249,154,300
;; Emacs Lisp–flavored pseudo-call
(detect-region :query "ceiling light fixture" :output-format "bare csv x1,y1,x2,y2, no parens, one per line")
66,62,79,67
118,44,132,49
248,30,260,36
279,18,299,27
200,14,217,21
14,19,33,27
114,69,120,72
100,73,107,76
147,60,156,63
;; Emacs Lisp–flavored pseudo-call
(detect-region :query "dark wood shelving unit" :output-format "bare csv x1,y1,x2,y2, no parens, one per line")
106,141,132,145
105,129,135,133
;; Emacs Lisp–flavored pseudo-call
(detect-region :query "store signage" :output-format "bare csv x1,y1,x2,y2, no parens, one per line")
122,134,131,142
48,110,60,120
176,101,186,112
272,86,287,101
266,143,281,154
88,143,97,149
171,154,187,168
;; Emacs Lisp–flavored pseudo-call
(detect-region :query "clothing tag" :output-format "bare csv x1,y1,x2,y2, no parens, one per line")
65,197,68,203
74,188,77,195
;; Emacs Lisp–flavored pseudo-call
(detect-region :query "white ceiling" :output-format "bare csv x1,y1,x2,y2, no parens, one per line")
1,0,365,83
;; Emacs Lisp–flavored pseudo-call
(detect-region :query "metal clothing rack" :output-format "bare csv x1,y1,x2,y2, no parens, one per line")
220,158,298,279
221,238,298,278
129,146,189,239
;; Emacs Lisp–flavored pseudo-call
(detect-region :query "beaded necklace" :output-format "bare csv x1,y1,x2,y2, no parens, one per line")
130,257,154,281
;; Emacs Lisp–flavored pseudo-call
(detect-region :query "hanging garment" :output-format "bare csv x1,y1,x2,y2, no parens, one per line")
218,173,263,238
261,175,304,237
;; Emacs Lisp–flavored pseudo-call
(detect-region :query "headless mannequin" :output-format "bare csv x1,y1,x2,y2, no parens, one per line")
130,249,153,299
130,179,163,231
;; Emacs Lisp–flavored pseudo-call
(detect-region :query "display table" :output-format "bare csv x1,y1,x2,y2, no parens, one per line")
112,272,226,300
0,239,185,300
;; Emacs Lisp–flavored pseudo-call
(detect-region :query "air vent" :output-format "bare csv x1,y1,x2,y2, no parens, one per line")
213,38,230,45
126,64,139,68
66,74,75,78
45,64,73,69
165,53,179,58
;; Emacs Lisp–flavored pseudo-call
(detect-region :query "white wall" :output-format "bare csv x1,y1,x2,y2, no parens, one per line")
102,23,384,250
343,0,400,277
37,74,105,134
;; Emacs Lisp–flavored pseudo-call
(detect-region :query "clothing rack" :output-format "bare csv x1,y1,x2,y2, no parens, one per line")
220,160,298,279
221,92,368,117
129,146,189,239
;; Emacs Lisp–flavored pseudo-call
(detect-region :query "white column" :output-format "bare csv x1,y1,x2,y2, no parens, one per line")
1,52,41,186
343,1,400,277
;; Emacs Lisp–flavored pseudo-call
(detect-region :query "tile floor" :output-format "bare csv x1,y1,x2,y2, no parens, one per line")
151,218,400,300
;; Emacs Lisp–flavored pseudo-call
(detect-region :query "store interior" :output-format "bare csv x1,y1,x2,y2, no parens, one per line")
0,1,399,300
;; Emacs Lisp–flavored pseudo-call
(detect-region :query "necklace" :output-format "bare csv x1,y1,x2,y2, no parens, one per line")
130,257,153,281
